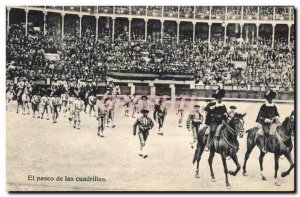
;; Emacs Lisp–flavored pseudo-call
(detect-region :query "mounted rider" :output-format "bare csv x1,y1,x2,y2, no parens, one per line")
256,89,280,153
204,88,228,151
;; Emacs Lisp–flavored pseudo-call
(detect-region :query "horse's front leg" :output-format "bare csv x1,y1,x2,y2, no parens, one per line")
208,149,216,182
274,153,280,186
228,154,241,176
195,143,204,179
281,152,294,178
221,153,230,189
259,150,267,180
243,137,255,176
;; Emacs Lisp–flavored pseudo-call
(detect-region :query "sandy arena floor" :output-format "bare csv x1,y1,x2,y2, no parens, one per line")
6,100,295,191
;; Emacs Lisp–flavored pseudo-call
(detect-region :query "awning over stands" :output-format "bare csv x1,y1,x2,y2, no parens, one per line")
107,72,194,81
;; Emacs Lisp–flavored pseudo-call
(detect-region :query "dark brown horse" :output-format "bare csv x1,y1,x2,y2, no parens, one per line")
242,111,295,186
193,113,246,189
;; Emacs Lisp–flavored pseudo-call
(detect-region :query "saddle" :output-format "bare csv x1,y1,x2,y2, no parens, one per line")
214,124,224,137
269,123,280,136
256,123,279,136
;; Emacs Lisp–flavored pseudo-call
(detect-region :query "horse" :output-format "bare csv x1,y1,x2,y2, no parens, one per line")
193,113,246,189
242,111,295,186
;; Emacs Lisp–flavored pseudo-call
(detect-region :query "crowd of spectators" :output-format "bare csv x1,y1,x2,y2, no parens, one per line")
115,6,130,15
259,7,274,20
6,18,295,91
227,6,242,20
147,6,162,17
179,6,194,19
131,6,146,16
195,6,210,19
211,6,225,20
164,6,178,18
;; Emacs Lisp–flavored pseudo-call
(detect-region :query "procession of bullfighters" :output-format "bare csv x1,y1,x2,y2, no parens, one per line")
6,5,295,192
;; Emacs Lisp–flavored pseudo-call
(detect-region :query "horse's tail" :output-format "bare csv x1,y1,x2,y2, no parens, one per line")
245,126,259,147
245,125,260,134
192,127,206,164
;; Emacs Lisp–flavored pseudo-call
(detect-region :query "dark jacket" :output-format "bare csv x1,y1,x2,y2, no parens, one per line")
204,101,227,125
256,103,279,125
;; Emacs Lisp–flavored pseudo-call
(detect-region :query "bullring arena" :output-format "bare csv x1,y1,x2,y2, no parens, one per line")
6,95,294,191
6,6,295,191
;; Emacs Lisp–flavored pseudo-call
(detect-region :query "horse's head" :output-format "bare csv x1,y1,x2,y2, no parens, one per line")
229,112,246,138
290,111,295,131
284,111,295,136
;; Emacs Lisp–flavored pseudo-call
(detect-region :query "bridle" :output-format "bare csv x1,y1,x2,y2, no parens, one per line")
273,116,294,157
220,118,244,151
223,118,244,136
279,116,294,142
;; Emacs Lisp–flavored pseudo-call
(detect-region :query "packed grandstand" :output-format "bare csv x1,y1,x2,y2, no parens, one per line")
6,6,295,92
